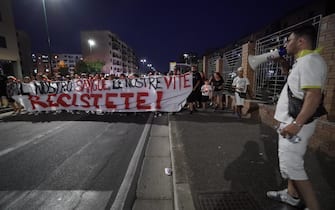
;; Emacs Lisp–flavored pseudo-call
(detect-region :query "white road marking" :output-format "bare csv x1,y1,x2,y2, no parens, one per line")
0,123,70,157
0,190,113,209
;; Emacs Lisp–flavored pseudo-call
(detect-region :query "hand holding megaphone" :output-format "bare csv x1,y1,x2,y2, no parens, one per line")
248,47,287,70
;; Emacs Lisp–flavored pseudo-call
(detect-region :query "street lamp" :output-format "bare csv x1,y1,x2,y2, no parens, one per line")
42,0,53,75
183,53,189,64
140,59,146,75
147,63,152,72
88,39,96,53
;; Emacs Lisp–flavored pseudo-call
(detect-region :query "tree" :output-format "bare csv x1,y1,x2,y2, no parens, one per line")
86,61,104,74
75,60,89,74
58,67,69,76
75,60,104,74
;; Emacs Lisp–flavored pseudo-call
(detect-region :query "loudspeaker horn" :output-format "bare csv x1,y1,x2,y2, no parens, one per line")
248,48,287,70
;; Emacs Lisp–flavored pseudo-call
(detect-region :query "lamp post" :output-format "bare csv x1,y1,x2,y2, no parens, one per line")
140,59,146,75
147,63,152,72
183,53,189,64
42,0,53,75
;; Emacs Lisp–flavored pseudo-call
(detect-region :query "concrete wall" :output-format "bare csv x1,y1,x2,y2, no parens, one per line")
241,42,255,94
319,13,335,121
0,0,22,78
215,58,223,74
255,103,335,157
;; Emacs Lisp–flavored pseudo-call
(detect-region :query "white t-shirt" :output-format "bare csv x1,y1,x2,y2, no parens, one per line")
232,76,250,93
274,53,327,123
201,84,212,96
21,82,36,95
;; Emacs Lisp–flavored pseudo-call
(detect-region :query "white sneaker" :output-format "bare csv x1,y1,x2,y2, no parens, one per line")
266,189,301,207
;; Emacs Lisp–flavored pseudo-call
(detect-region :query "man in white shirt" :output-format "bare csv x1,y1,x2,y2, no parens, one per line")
267,25,327,210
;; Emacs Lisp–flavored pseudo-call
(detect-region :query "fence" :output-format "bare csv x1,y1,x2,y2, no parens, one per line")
222,46,242,93
253,15,322,103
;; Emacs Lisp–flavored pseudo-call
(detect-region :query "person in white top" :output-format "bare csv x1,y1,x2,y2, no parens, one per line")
232,67,250,119
267,25,327,210
200,79,213,109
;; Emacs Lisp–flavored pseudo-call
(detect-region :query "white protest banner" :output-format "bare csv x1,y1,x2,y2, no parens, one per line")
13,73,193,112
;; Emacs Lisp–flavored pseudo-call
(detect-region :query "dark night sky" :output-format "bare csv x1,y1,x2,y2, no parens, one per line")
12,0,314,72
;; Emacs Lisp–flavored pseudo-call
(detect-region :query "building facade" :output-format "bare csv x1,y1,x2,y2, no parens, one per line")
52,54,83,73
32,53,50,75
80,30,138,76
17,30,33,77
0,0,22,78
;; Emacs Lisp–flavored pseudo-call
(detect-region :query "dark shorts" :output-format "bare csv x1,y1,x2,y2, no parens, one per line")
8,97,15,103
187,91,198,102
201,95,209,102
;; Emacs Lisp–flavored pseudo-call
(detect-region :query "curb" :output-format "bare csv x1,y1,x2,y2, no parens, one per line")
112,113,154,210
132,113,173,210
168,115,195,210
0,108,13,114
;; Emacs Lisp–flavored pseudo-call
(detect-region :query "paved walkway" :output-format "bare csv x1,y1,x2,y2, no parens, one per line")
168,109,335,210
133,114,173,210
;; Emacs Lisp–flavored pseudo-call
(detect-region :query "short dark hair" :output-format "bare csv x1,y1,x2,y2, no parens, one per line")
292,25,318,49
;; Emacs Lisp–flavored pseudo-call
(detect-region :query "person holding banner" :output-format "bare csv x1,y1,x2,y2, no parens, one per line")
187,66,202,114
6,76,22,114
0,71,8,108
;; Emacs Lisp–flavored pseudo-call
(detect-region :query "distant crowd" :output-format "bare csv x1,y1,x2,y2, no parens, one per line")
0,68,246,116
0,71,163,115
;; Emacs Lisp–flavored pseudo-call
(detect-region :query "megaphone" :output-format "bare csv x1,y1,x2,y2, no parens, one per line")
248,48,287,70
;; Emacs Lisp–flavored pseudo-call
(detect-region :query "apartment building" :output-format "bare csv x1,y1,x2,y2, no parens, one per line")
80,30,138,75
17,30,33,77
0,0,22,78
52,53,83,73
32,53,50,75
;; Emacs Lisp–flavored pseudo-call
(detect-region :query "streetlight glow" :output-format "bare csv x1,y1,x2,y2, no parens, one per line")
183,53,189,64
88,39,96,47
88,39,96,53
140,59,147,75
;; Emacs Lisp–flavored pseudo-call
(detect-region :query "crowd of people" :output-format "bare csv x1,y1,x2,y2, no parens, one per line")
185,65,251,118
0,71,161,115
0,66,252,117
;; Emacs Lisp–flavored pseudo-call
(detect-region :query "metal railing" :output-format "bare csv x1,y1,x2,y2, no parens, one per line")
222,46,242,93
253,15,322,103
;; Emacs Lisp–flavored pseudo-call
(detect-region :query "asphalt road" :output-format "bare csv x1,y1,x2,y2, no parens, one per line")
0,111,150,210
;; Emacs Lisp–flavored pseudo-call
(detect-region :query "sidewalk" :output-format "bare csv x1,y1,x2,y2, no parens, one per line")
133,113,173,210
0,107,12,114
169,109,335,210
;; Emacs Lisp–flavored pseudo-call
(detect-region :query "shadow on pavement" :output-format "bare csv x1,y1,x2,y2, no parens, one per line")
170,110,335,210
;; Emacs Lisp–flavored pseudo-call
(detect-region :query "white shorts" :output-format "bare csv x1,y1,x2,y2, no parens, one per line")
278,121,316,180
234,92,244,106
